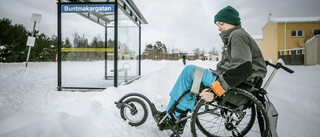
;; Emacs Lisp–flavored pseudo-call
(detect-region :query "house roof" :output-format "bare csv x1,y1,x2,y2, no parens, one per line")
270,16,320,23
262,16,320,30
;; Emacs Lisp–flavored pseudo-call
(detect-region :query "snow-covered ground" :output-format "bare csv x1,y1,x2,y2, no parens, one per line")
0,60,319,137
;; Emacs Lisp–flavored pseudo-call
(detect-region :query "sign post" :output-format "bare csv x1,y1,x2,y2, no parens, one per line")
26,13,42,67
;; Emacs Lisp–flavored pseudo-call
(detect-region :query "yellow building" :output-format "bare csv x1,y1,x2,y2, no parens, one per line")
259,15,320,64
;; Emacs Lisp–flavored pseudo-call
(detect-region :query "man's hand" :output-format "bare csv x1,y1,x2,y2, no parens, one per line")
199,88,215,102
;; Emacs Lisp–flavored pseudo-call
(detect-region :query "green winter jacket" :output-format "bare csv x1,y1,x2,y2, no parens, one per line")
214,25,267,91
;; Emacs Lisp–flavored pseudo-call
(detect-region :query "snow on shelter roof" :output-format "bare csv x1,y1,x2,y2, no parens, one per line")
270,16,320,23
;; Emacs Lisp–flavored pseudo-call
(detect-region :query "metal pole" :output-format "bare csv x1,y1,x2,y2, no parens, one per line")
57,1,62,90
105,24,108,79
25,21,37,67
114,1,118,87
139,24,141,76
315,36,318,65
262,68,278,90
284,22,287,51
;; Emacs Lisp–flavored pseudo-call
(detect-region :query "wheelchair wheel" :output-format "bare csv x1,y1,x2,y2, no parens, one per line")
190,88,270,137
120,97,148,126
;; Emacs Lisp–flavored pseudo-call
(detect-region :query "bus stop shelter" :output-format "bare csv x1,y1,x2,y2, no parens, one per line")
57,0,147,90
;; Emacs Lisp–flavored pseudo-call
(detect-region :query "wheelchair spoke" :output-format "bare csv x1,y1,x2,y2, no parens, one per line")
191,88,270,137
196,109,221,117
124,106,143,122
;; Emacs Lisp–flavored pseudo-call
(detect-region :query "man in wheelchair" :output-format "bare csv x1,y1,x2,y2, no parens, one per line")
158,6,267,134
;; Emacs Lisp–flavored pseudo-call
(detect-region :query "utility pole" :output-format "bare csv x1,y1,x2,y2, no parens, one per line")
26,13,42,67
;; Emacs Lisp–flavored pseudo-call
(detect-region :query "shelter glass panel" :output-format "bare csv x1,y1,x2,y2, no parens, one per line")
60,3,115,88
117,7,140,85
105,23,115,80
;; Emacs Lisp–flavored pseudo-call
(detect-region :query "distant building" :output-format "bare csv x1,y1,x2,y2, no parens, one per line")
203,53,221,61
259,14,320,65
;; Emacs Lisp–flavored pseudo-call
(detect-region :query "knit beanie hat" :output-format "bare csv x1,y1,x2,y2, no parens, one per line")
214,6,241,25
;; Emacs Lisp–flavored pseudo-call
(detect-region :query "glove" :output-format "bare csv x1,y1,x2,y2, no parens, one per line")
211,81,226,97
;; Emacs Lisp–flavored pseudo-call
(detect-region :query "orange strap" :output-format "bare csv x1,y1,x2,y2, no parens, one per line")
211,81,226,97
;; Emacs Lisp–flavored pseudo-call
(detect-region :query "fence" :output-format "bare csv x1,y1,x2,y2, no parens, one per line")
278,48,304,65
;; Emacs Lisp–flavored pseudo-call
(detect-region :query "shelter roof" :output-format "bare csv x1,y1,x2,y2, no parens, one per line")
62,0,147,26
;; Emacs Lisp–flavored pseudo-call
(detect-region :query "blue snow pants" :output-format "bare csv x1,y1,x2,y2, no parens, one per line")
166,65,217,117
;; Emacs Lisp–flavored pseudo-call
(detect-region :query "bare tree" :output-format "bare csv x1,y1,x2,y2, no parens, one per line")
209,47,218,55
293,30,314,48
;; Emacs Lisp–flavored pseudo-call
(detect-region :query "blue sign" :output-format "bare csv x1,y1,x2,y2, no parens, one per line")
61,4,114,13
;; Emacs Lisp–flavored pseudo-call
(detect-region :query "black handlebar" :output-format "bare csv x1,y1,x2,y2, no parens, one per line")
265,61,294,74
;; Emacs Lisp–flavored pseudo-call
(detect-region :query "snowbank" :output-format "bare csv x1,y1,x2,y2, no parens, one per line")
0,60,319,137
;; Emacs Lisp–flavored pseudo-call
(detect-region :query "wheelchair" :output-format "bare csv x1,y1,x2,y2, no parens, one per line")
115,61,294,137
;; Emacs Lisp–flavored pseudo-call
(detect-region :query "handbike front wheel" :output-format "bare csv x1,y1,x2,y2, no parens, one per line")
120,97,148,126
190,88,270,137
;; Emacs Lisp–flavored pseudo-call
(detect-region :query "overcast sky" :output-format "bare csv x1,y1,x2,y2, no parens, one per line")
1,0,320,53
